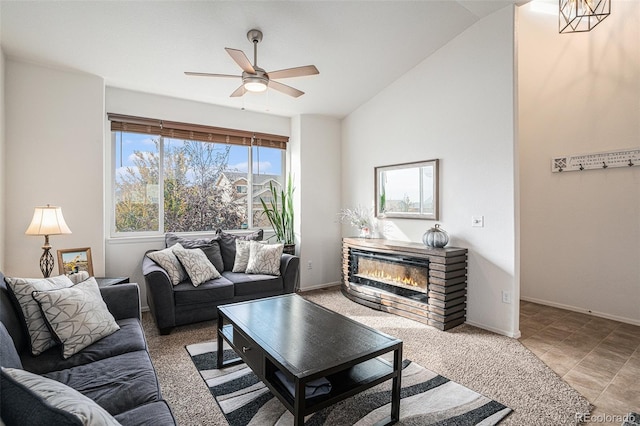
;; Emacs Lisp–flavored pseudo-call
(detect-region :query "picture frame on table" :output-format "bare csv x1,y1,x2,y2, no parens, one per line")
57,247,94,276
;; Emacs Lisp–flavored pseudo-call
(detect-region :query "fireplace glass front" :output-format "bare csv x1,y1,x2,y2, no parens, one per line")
350,249,429,302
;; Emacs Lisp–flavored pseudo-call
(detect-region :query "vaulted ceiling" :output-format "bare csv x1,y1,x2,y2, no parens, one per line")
0,1,523,118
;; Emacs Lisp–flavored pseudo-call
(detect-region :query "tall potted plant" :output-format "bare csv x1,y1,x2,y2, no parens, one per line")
260,174,295,254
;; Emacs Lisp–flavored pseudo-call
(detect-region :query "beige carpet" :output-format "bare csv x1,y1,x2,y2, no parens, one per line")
143,287,591,425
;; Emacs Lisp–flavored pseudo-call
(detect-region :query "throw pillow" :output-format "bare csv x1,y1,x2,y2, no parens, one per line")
246,241,283,276
5,275,75,355
32,278,120,359
217,228,263,271
1,367,121,426
173,246,221,287
146,243,187,285
165,232,224,273
232,240,252,272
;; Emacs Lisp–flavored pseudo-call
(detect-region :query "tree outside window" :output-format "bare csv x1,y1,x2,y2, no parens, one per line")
113,132,284,234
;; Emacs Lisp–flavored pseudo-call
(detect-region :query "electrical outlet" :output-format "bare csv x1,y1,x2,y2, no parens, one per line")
502,291,512,304
307,261,313,270
472,216,484,227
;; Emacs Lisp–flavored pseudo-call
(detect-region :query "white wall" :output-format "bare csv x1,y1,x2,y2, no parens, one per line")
290,115,342,290
0,49,5,271
518,2,640,324
342,6,519,336
104,88,291,308
5,59,105,278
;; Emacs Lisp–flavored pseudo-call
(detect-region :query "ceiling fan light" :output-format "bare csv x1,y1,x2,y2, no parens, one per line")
243,76,268,93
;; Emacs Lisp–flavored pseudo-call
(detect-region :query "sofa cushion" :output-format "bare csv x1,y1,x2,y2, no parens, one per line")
114,401,175,426
5,274,74,355
173,277,234,306
1,367,121,426
232,240,251,272
165,233,224,273
246,241,284,276
173,246,221,286
222,271,284,297
44,350,161,416
21,318,146,375
146,244,187,285
0,322,23,369
217,229,263,271
32,278,120,359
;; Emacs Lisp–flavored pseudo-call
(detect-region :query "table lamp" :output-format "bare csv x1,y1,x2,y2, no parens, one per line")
25,204,72,277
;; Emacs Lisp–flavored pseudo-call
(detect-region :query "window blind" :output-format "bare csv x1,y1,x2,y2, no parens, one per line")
107,113,289,150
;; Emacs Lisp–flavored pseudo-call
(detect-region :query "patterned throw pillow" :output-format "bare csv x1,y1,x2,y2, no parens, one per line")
246,241,283,276
173,246,221,287
32,277,120,359
146,243,187,285
5,275,74,355
217,229,264,271
232,240,252,273
1,367,121,426
165,233,224,273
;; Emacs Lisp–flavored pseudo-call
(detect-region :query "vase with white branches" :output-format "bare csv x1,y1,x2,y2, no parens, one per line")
339,205,373,238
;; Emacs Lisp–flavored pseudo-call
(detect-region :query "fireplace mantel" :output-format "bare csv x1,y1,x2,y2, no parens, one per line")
342,237,468,330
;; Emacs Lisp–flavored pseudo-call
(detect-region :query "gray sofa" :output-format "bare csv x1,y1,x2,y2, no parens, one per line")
143,231,300,335
0,271,176,425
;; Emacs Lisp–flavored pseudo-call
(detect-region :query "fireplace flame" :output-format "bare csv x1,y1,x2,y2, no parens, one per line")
360,268,421,287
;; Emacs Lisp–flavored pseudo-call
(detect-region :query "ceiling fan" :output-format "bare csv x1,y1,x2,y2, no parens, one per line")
185,29,319,98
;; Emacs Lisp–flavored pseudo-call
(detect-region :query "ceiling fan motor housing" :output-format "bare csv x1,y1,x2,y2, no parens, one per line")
242,68,268,92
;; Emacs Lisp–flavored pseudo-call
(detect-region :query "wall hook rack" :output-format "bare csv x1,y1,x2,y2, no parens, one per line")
552,148,640,173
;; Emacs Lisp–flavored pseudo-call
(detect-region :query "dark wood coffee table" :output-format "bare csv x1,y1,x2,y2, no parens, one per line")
217,294,403,425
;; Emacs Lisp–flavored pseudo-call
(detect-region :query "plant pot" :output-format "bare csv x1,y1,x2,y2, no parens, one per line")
283,244,296,255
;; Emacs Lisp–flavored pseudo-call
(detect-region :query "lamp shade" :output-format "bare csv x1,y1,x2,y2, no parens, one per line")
25,205,72,236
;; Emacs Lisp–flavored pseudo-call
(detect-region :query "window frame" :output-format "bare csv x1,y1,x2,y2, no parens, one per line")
109,129,286,238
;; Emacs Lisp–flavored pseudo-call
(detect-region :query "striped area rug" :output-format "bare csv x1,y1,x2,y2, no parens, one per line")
186,341,512,426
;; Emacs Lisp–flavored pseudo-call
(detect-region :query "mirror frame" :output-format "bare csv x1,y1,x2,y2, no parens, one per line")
375,159,439,220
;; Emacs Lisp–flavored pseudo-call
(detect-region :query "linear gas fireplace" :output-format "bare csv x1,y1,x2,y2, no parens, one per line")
342,238,468,331
350,249,429,302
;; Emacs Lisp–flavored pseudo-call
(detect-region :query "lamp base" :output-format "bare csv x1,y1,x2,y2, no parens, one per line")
40,247,54,278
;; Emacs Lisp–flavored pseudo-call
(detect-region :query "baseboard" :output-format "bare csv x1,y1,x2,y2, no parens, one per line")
521,296,640,327
465,320,521,339
299,281,341,292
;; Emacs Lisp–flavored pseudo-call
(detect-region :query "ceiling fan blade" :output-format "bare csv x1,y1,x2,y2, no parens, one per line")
225,48,256,74
230,86,246,97
268,65,319,80
269,80,304,98
184,72,240,78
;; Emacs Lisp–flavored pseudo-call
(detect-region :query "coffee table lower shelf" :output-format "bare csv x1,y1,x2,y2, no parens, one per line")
218,324,402,425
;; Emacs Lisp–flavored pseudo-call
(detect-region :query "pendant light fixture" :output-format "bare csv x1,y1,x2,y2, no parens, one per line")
559,0,610,33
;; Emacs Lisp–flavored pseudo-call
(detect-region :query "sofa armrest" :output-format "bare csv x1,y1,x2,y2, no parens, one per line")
143,253,177,330
100,283,141,321
280,254,300,293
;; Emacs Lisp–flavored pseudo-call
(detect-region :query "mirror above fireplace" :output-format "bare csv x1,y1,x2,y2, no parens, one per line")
375,159,439,220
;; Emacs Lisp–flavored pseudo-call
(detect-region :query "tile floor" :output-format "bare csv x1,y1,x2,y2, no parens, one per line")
519,301,640,425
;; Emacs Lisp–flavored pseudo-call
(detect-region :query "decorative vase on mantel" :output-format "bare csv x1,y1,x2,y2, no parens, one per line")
422,224,449,248
359,227,371,239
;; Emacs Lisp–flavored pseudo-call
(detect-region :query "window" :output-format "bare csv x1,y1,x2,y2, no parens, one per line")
110,115,287,236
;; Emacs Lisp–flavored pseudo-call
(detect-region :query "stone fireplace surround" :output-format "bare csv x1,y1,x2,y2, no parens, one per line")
342,237,468,330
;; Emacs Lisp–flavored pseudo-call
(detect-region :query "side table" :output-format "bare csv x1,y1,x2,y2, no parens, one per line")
95,277,130,287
